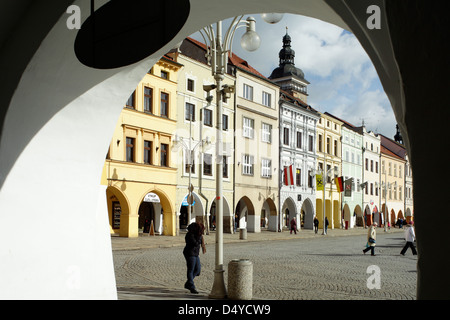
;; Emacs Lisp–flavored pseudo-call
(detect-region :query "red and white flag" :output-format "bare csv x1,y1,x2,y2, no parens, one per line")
284,165,294,186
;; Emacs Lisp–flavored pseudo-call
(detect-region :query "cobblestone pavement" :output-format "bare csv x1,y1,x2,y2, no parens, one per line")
113,228,417,300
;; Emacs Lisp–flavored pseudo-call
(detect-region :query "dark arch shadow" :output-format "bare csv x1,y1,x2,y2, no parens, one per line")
75,0,190,69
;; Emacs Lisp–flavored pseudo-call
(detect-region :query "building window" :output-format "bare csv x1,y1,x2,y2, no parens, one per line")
222,114,228,131
309,135,314,152
283,127,289,146
366,158,369,170
261,159,272,178
262,91,271,107
326,137,331,154
204,109,213,127
161,70,169,79
308,170,313,188
203,153,212,176
187,78,195,92
262,123,272,143
144,87,153,113
223,156,228,178
126,91,136,108
318,134,323,152
243,117,254,138
160,92,169,117
160,143,168,167
334,140,338,156
296,131,302,149
243,154,254,175
144,140,152,165
296,168,301,186
185,102,195,121
126,137,135,162
371,160,374,172
243,84,253,100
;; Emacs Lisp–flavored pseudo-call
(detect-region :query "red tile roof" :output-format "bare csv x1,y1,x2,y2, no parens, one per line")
185,37,268,80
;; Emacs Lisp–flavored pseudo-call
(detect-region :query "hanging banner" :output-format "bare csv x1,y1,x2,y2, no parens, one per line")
284,165,294,186
316,174,323,191
344,178,353,197
335,176,344,192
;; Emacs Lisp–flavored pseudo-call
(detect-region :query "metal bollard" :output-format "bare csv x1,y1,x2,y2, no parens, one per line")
239,228,247,240
227,259,253,300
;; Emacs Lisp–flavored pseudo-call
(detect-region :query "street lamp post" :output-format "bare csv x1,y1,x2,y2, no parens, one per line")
199,14,282,299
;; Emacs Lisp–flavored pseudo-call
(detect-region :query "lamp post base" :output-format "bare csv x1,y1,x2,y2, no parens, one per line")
209,267,227,299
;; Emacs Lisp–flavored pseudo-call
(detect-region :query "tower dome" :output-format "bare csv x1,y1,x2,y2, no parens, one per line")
269,28,306,81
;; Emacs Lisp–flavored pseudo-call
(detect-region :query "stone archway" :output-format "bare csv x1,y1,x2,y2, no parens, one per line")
282,197,297,230
179,192,204,230
106,186,131,237
210,196,232,233
343,203,351,229
1,0,449,300
302,198,315,230
235,196,254,232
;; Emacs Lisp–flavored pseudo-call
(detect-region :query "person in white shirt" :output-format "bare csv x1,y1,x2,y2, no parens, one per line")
400,221,417,256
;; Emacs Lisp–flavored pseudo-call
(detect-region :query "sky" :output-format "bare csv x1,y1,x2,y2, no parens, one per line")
190,13,397,139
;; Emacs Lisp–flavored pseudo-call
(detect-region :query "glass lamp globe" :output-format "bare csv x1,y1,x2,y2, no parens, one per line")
241,30,261,52
261,13,284,24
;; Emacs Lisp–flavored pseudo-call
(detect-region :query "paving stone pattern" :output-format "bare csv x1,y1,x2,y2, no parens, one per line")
113,230,417,300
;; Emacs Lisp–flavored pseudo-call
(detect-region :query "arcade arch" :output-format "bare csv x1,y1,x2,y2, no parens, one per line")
302,198,315,230
281,197,297,229
0,0,446,300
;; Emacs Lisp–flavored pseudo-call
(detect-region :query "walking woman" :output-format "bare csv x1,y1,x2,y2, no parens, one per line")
183,222,206,294
363,222,377,256
400,221,417,255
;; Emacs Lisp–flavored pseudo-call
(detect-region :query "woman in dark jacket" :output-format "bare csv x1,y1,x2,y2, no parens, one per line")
183,222,206,294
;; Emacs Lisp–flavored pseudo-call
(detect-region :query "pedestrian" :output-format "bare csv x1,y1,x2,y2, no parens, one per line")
290,217,297,234
363,222,377,256
325,217,329,234
400,221,417,256
183,222,206,294
313,217,319,234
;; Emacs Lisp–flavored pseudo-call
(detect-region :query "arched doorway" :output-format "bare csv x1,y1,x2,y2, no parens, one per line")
343,203,351,229
281,197,297,230
364,205,372,227
302,198,315,230
210,196,232,233
179,192,204,230
139,189,175,236
138,201,155,233
353,205,362,229
235,196,254,232
390,209,396,227
106,186,130,237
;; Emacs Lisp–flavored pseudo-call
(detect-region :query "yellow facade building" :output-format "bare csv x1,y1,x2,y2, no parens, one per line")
101,56,182,237
316,112,343,230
